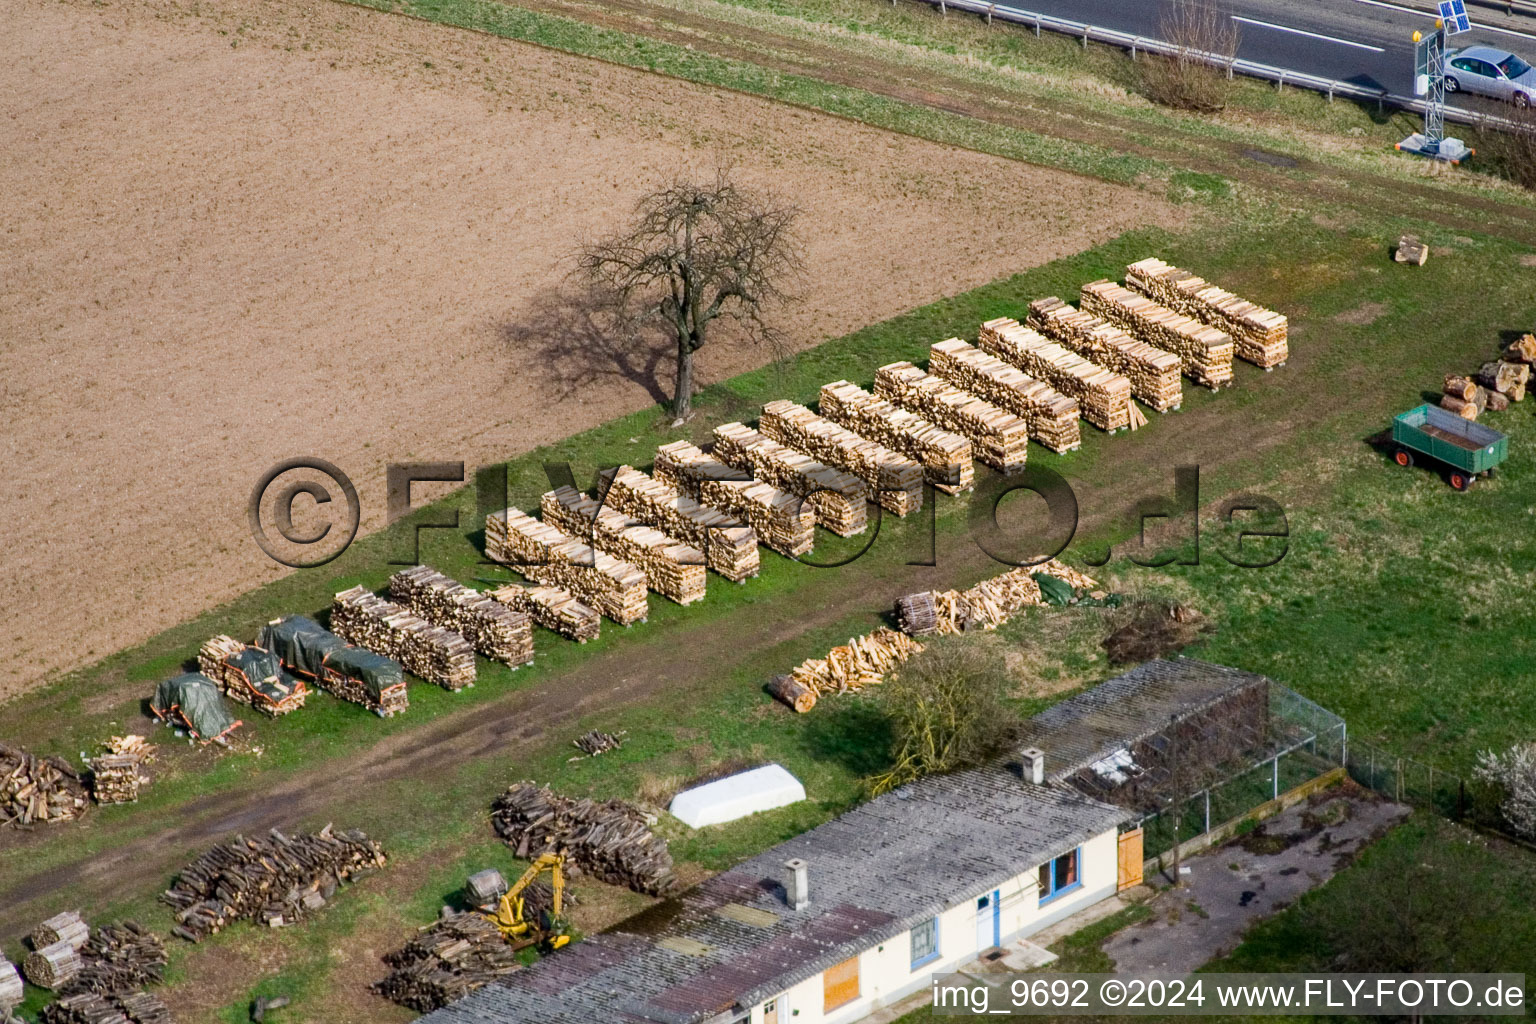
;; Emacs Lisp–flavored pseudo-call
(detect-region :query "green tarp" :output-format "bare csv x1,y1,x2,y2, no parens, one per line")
151,673,241,742
323,646,402,701
258,615,401,701
1032,572,1076,607
225,647,300,705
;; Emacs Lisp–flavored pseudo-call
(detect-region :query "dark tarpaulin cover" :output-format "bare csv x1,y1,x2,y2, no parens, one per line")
227,647,299,703
322,646,402,701
151,673,241,741
258,615,344,678
1032,571,1076,607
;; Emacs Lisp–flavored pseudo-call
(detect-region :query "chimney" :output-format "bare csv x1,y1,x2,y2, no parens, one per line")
1020,747,1046,786
782,858,809,911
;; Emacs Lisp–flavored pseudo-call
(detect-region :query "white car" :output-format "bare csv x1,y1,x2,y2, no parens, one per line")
1445,45,1536,106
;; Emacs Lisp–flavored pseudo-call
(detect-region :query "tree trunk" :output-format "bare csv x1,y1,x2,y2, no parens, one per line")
672,336,694,423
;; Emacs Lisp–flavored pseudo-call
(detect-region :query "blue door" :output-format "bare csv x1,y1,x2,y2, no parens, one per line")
974,890,1000,950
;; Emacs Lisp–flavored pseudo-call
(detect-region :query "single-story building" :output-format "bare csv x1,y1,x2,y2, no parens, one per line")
418,659,1284,1024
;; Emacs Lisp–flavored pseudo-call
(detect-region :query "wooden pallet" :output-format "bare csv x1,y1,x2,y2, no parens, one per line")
712,422,868,536
976,319,1133,432
758,400,924,515
388,566,534,665
1126,257,1287,368
926,338,1082,452
1079,280,1234,389
540,487,707,605
485,509,648,625
654,441,816,557
331,587,477,691
1025,299,1183,412
874,361,1030,473
600,466,760,582
817,380,973,494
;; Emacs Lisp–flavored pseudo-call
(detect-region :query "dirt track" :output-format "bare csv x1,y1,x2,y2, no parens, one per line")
0,0,1179,700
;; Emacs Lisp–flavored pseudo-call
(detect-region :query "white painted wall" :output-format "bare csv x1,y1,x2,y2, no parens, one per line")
746,827,1122,1024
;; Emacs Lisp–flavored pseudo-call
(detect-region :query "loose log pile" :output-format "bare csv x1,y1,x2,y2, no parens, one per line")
1440,393,1479,420
712,422,869,536
487,584,601,643
1079,280,1235,389
196,636,308,716
540,487,707,606
1477,359,1530,402
491,782,675,896
1506,333,1536,365
895,560,1099,637
1393,235,1430,266
572,730,626,757
485,509,650,626
388,566,534,665
818,380,973,493
1025,299,1183,412
926,338,1082,453
373,911,522,1012
873,362,1031,472
1125,257,1288,368
655,440,817,557
775,628,923,708
600,467,760,582
62,922,167,997
976,319,1133,431
161,825,386,941
758,400,924,515
23,943,82,990
1444,374,1477,401
1,742,88,827
331,586,477,691
40,992,172,1024
31,912,90,952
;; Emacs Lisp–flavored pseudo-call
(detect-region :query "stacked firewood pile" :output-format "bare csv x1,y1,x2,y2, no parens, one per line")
540,487,708,606
487,584,601,643
42,992,174,1024
655,440,817,557
373,911,522,1012
874,362,1031,473
196,635,307,716
23,934,84,991
818,380,973,493
572,730,625,757
388,565,534,665
1026,299,1184,413
758,401,924,515
485,509,649,626
601,467,760,582
161,825,386,941
491,783,675,896
976,319,1135,432
0,958,20,1010
1125,257,1288,369
768,628,924,711
1079,280,1235,389
1,742,88,827
713,422,868,536
926,339,1082,453
332,586,478,691
87,736,154,806
896,561,1099,637
60,922,167,997
30,912,91,953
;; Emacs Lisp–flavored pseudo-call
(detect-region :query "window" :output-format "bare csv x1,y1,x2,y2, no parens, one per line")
1038,848,1082,904
910,916,939,968
1500,54,1532,79
823,956,860,1012
763,997,781,1024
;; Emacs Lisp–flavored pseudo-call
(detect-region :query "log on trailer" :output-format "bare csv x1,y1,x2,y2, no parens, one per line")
1125,257,1288,368
1078,280,1235,389
758,400,924,515
925,338,1082,453
655,440,816,557
196,635,308,716
1,742,89,827
599,466,760,582
975,319,1133,432
487,584,601,643
388,565,534,665
491,782,675,896
818,380,973,493
712,422,868,536
1025,299,1183,412
485,508,649,626
540,487,708,605
873,361,1030,472
331,587,477,691
257,615,409,717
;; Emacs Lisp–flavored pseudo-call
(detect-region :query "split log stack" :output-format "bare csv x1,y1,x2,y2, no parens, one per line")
1078,280,1235,389
926,338,1082,453
87,737,154,806
713,422,869,536
61,922,167,997
1125,257,1288,368
40,992,172,1024
776,628,923,707
388,565,534,665
484,509,649,626
758,400,924,515
540,487,708,605
1478,360,1530,402
1,742,88,827
818,380,972,493
0,958,19,1010
600,466,760,582
896,560,1099,637
23,943,82,990
196,635,307,716
655,441,816,557
161,825,386,942
873,362,1030,473
491,782,675,896
487,584,601,643
374,911,523,1012
975,320,1133,431
1392,235,1430,266
331,587,477,691
1025,299,1183,412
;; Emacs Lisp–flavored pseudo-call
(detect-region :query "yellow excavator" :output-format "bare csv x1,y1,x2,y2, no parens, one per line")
466,853,572,952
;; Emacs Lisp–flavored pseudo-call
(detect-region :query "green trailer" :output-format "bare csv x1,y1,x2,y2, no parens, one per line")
1390,403,1509,490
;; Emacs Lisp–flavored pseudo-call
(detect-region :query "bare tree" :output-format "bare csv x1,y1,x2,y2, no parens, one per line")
1474,742,1536,840
576,169,802,424
1480,104,1536,192
1141,0,1240,113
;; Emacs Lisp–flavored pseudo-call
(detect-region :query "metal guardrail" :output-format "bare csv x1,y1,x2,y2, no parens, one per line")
916,0,1524,133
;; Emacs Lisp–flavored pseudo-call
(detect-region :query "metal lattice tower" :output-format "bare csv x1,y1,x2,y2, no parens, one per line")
1421,27,1447,149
